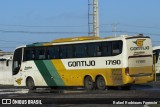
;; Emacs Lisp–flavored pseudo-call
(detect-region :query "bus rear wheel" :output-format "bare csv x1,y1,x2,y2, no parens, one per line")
84,76,94,90
26,77,35,90
96,76,106,90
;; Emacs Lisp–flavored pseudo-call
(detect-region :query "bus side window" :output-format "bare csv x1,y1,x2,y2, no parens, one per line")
112,41,122,55
65,45,72,58
74,44,87,58
88,43,101,57
24,49,31,61
46,46,59,59
53,47,60,59
95,43,102,56
38,49,45,60
31,50,36,60
45,49,50,59
102,42,111,56
60,46,67,59
88,43,96,57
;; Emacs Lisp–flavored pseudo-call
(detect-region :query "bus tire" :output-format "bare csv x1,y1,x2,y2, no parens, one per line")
26,77,36,90
96,76,106,90
84,76,94,90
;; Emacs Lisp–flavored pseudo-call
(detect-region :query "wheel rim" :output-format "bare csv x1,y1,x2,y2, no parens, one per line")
84,76,93,90
28,80,34,87
27,78,35,90
96,76,106,90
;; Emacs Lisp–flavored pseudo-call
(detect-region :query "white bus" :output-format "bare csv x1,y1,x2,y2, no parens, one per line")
153,46,160,80
12,35,154,90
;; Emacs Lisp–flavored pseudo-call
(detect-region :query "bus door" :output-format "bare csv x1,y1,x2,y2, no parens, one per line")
12,48,23,85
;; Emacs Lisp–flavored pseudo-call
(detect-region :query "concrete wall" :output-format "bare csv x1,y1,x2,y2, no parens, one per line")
0,55,13,85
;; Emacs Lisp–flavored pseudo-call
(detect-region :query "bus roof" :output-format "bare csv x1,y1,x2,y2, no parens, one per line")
14,35,150,49
52,36,102,43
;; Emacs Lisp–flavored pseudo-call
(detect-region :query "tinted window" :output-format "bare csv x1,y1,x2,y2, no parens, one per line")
36,48,45,60
74,44,87,58
24,48,32,61
60,45,73,59
46,46,59,59
102,42,112,56
88,43,96,57
24,48,38,61
87,43,102,57
23,40,123,61
60,46,67,59
112,41,122,55
66,46,73,58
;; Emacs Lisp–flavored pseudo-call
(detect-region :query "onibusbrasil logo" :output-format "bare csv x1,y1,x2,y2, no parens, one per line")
1,99,42,105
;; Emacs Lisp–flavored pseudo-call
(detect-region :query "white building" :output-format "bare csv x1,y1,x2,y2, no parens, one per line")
0,52,13,85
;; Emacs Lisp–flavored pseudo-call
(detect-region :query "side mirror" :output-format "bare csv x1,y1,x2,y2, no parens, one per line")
6,60,9,66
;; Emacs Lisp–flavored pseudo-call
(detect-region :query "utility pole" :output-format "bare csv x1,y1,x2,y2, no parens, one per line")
112,23,118,37
88,0,99,37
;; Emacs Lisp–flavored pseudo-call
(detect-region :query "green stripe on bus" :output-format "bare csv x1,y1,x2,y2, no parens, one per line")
43,60,65,86
34,60,64,86
34,60,56,86
26,42,48,47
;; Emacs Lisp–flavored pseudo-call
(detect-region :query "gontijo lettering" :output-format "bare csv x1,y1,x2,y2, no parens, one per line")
130,46,149,51
68,60,95,67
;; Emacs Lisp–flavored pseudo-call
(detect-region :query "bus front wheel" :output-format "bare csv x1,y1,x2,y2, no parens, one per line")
26,77,36,90
84,76,94,90
96,76,106,90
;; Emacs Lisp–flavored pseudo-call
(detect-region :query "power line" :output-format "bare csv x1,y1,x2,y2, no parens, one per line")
0,47,15,48
0,29,87,34
0,23,160,31
0,29,160,36
101,23,160,30
100,30,160,36
0,28,160,36
0,24,87,28
120,24,160,30
0,39,30,44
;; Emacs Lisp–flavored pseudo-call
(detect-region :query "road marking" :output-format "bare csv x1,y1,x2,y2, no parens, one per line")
0,89,28,94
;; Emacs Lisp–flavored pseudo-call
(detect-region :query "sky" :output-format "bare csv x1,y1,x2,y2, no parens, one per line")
0,0,160,51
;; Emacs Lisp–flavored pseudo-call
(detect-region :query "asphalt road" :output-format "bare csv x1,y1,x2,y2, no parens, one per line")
0,81,160,107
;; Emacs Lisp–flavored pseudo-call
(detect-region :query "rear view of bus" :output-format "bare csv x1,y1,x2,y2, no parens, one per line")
124,36,154,84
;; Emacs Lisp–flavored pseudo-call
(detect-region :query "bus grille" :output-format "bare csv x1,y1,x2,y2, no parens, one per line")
111,69,123,85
